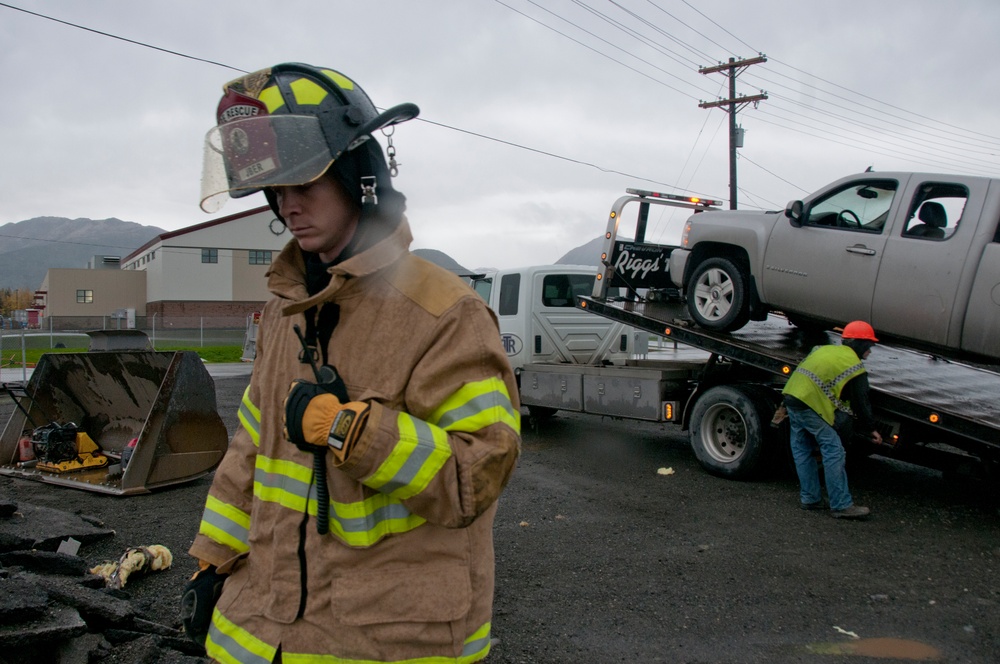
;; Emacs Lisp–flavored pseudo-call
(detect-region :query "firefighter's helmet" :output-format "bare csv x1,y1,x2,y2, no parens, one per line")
842,320,878,342
200,63,419,213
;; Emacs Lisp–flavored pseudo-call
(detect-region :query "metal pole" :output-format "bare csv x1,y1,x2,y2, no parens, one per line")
201,317,204,347
728,58,738,210
21,327,27,383
49,316,54,348
151,312,157,350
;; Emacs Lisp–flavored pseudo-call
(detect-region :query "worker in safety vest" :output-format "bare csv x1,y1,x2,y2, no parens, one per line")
781,320,882,519
181,63,521,663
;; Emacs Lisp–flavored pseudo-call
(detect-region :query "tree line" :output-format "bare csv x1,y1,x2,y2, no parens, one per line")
0,288,34,318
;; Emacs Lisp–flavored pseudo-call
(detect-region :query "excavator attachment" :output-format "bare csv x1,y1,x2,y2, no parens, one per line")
0,350,229,495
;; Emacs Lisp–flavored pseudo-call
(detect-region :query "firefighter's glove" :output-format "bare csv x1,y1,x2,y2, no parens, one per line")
284,380,369,461
180,562,226,646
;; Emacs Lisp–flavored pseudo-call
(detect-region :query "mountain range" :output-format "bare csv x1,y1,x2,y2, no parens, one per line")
0,217,166,290
0,217,602,291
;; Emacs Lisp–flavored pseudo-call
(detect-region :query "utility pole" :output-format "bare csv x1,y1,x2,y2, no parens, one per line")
699,55,768,210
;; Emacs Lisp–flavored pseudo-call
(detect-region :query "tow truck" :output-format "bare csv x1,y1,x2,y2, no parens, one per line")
554,188,1000,482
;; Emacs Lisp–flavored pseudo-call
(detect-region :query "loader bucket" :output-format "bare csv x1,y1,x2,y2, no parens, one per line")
0,351,228,495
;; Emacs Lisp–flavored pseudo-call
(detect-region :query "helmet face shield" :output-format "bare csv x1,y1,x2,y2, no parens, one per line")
200,115,353,213
198,63,418,214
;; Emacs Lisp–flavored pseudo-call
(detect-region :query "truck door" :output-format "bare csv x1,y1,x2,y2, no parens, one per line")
531,271,630,364
762,179,898,324
872,179,984,349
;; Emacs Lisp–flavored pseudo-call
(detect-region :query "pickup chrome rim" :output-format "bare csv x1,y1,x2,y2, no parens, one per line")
692,267,734,321
698,402,747,463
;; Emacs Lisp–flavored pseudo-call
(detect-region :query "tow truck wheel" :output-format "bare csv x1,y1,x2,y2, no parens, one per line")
689,385,771,479
686,257,751,332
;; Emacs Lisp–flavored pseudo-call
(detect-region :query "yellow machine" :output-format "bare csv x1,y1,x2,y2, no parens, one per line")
31,424,109,473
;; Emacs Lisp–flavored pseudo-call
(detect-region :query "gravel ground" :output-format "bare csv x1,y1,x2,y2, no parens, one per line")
3,372,1000,663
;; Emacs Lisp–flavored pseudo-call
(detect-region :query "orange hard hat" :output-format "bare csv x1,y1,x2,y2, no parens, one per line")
842,320,878,342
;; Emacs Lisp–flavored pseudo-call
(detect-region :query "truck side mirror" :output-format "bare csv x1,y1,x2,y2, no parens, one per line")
785,200,804,228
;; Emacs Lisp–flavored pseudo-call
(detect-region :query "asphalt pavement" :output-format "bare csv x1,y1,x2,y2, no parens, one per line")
2,371,999,663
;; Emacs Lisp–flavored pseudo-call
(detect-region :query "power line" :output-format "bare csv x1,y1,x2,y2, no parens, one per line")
493,0,705,100
0,2,245,73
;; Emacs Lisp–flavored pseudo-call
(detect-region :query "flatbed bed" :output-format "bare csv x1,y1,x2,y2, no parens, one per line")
579,295,1000,469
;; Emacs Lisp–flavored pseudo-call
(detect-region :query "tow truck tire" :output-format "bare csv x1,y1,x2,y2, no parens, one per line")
686,257,751,332
689,384,772,479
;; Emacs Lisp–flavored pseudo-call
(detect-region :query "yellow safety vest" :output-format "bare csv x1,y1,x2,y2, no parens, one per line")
782,345,865,425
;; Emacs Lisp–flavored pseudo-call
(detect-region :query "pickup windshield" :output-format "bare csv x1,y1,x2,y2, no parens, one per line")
806,180,897,232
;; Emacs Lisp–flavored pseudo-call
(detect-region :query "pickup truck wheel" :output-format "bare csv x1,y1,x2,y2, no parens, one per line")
689,385,771,479
686,257,751,332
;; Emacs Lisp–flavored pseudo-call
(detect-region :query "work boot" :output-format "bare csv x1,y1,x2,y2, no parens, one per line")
800,500,828,511
830,504,870,520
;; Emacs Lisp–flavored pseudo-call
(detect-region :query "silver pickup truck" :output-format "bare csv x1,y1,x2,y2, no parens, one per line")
668,171,1000,360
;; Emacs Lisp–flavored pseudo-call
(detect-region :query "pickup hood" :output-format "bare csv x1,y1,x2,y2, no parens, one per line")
684,209,783,246
687,208,782,228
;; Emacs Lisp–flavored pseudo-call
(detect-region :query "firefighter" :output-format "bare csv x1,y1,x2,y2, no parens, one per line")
781,320,882,519
182,63,521,663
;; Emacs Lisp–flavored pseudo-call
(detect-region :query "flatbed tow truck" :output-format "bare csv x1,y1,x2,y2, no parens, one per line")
570,188,1000,483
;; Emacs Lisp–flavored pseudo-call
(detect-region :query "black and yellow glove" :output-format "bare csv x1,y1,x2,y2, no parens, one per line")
283,379,369,461
180,561,227,645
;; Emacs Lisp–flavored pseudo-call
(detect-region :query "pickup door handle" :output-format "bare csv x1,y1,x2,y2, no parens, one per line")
846,244,876,256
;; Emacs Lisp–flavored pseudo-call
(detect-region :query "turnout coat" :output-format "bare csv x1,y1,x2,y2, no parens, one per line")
189,217,521,663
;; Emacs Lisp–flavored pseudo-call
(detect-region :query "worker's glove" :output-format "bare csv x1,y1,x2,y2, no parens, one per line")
180,562,227,646
284,379,369,461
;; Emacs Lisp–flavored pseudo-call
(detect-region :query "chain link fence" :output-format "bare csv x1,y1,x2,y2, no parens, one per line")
1,315,251,382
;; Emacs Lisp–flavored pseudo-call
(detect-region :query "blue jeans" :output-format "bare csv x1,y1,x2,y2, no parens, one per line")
787,406,853,510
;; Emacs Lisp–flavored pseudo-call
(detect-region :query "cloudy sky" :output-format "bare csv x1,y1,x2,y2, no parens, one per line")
3,0,999,271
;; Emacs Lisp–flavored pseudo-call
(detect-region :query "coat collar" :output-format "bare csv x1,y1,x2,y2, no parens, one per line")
267,216,414,317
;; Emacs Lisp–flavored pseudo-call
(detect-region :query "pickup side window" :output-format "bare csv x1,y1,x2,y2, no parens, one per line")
804,179,897,233
901,182,968,241
541,274,595,307
498,273,520,316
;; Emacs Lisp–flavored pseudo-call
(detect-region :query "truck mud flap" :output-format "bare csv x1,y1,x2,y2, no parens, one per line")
0,351,228,495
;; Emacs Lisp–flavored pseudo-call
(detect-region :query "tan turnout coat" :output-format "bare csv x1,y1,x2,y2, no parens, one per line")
190,218,521,663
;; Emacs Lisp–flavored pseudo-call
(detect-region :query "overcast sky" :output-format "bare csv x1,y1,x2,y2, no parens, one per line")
3,0,999,271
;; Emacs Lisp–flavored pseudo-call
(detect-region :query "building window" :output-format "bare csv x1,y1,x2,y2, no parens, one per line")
249,250,272,265
202,248,218,264
77,290,93,304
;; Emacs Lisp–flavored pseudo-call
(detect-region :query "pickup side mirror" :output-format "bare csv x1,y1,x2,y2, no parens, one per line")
785,200,804,228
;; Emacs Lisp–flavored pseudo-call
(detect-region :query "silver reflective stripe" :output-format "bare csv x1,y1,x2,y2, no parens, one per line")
207,622,272,664
379,417,439,494
794,363,863,416
463,628,492,658
435,390,517,430
202,506,249,549
253,462,419,540
254,464,313,503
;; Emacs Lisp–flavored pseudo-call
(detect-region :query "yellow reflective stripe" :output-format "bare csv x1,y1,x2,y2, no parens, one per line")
258,85,285,113
289,77,328,105
206,607,276,664
365,413,451,500
198,494,250,554
238,386,261,447
254,454,312,513
280,622,491,663
428,377,520,434
253,454,426,547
